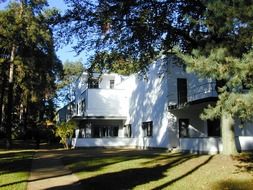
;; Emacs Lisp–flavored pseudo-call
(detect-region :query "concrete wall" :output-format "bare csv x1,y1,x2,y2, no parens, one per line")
180,136,253,154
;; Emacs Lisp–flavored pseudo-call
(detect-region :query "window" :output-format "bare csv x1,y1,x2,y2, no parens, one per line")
91,126,119,138
207,119,221,137
81,99,86,114
142,121,153,137
88,79,99,88
177,78,187,105
124,124,132,137
110,80,115,89
179,119,189,138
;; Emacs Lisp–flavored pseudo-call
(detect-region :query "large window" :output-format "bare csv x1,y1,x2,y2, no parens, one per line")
91,126,119,138
124,124,132,137
142,121,153,137
88,78,99,88
207,119,221,137
179,119,189,138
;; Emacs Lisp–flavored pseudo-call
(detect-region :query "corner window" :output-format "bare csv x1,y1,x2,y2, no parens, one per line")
124,124,132,138
142,121,153,137
110,80,115,89
179,119,189,138
207,119,221,137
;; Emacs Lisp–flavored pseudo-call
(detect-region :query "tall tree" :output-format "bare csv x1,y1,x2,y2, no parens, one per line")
56,60,84,106
179,1,253,155
0,0,62,148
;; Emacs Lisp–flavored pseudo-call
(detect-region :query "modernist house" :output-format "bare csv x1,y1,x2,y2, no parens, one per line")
57,57,253,153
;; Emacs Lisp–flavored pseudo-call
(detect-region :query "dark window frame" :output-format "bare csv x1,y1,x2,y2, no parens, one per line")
110,80,115,89
124,124,132,138
179,119,189,138
88,78,99,88
207,119,221,137
177,78,188,105
142,121,153,137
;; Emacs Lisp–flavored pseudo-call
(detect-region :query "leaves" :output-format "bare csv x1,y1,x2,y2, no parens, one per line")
55,121,77,148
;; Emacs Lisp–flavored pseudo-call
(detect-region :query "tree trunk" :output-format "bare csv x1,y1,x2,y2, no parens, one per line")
5,45,16,149
0,62,7,129
221,112,238,155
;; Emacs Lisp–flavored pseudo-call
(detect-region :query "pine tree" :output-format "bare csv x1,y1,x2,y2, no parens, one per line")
0,0,62,148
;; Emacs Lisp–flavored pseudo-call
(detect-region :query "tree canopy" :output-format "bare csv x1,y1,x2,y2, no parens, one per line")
0,0,63,148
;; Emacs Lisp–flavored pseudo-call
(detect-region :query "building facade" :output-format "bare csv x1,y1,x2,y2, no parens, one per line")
57,57,253,153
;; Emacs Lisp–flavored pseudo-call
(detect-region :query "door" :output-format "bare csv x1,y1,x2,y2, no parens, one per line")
177,78,187,105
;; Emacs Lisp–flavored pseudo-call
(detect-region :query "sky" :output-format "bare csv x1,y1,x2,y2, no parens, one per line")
0,0,90,65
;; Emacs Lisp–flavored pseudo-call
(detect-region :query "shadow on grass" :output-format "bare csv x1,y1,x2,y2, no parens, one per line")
0,149,213,190
47,154,212,190
62,150,185,173
0,151,34,175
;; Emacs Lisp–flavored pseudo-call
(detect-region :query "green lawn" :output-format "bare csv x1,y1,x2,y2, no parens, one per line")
0,150,34,190
61,149,253,190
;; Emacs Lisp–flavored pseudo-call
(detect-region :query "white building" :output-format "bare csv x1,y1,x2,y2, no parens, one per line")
57,57,253,153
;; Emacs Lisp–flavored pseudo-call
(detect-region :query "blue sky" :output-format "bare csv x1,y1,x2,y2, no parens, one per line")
0,0,90,65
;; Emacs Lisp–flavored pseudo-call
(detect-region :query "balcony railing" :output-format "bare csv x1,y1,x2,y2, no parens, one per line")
187,82,217,102
168,82,218,110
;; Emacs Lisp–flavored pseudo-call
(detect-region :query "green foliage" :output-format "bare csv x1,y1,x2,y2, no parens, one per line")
88,52,138,75
57,0,205,70
55,121,77,149
56,60,84,106
0,0,63,143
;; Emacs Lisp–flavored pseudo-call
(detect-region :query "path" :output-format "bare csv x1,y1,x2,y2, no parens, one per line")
27,150,82,190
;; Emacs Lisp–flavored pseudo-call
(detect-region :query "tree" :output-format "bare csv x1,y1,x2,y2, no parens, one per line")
0,0,63,148
58,0,253,155
57,0,204,68
56,59,84,106
55,120,76,149
179,1,253,155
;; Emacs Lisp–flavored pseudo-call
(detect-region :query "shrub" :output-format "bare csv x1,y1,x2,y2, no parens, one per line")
55,121,77,149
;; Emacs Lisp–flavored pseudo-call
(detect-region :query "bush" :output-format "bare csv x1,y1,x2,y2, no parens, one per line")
55,121,77,149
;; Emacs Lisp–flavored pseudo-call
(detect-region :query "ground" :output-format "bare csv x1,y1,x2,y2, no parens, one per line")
60,148,253,190
0,146,252,190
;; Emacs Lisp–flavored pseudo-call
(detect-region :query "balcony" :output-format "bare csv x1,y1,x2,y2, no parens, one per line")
75,88,128,118
187,82,217,103
168,82,218,110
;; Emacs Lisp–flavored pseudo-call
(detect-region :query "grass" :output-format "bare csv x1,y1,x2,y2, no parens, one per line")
60,149,253,190
0,142,34,190
0,150,34,190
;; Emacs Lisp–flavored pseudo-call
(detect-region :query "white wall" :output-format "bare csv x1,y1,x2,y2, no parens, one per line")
180,136,253,153
86,89,128,117
116,59,174,149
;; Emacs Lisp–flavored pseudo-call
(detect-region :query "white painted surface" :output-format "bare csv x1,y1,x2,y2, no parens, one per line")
237,136,253,151
86,89,128,116
180,138,222,154
180,136,253,153
72,137,166,149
